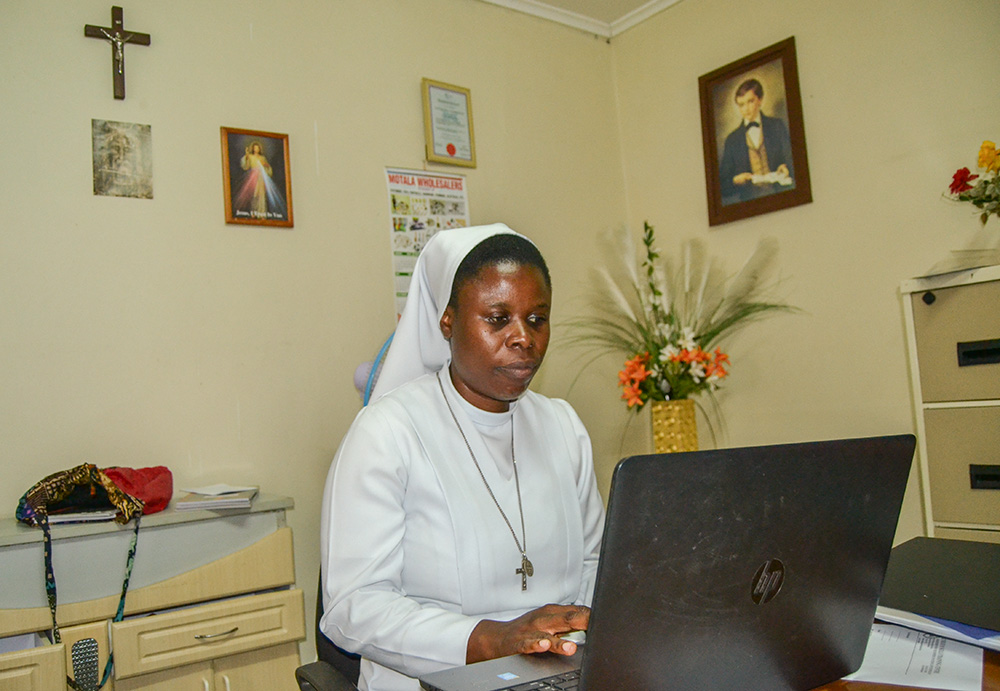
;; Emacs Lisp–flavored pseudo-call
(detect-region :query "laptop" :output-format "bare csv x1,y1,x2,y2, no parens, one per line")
420,434,915,691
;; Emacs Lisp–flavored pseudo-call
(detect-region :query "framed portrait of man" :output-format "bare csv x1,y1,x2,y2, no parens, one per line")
699,37,811,226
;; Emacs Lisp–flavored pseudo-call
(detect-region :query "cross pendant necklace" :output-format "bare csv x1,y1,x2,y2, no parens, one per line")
438,373,534,591
516,554,534,591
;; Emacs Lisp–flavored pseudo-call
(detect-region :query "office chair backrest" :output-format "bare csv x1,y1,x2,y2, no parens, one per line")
316,576,362,685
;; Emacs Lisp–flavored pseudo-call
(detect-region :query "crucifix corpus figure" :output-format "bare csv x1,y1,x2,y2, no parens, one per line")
85,6,151,100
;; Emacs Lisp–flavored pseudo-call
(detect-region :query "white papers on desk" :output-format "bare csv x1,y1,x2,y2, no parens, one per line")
175,485,258,511
180,484,257,496
877,606,1000,652
843,624,983,691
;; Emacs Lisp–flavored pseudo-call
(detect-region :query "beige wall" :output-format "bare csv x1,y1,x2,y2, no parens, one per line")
0,0,624,657
2,0,998,662
610,0,1000,541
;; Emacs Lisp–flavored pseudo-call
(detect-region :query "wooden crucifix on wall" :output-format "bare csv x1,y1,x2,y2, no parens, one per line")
85,6,151,100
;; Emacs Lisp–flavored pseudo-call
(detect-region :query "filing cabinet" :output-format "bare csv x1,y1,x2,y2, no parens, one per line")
901,265,1000,541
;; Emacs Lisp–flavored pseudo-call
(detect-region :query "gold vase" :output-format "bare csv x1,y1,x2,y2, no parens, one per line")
650,399,698,454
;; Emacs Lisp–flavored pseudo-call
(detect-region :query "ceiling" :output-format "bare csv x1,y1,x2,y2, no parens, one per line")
476,0,685,37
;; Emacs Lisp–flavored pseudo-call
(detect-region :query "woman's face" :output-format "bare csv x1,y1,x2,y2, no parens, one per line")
440,261,551,412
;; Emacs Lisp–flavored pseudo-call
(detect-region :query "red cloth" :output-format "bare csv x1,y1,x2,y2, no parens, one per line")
103,466,173,514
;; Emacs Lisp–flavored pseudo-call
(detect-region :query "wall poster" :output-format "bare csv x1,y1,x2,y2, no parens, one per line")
384,167,470,318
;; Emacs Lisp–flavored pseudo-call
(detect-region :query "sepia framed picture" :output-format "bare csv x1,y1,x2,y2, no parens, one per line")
698,37,811,226
422,78,476,168
92,119,153,199
220,127,293,227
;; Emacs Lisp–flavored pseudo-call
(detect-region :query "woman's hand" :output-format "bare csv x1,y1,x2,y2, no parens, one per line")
466,604,590,664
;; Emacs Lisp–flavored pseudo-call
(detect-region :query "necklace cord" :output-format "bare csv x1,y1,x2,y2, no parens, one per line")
437,373,529,561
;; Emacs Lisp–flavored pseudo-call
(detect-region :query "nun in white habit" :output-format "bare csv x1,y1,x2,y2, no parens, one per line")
320,223,605,691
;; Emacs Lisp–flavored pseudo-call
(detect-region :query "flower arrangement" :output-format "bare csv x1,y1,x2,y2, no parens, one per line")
568,222,795,411
948,140,999,225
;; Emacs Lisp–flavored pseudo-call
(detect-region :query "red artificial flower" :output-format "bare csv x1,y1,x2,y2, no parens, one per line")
950,167,979,194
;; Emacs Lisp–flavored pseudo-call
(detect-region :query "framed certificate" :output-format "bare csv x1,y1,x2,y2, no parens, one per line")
422,78,476,168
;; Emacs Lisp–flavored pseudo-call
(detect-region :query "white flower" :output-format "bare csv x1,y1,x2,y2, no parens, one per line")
689,361,706,383
679,327,697,352
659,343,679,361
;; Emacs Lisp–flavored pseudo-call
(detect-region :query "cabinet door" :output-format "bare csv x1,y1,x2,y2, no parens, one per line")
61,620,113,691
114,661,214,691
213,642,300,691
0,645,66,691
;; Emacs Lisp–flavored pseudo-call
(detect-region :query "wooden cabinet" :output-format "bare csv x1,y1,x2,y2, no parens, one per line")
901,265,1000,541
0,645,65,691
114,643,301,691
0,495,305,690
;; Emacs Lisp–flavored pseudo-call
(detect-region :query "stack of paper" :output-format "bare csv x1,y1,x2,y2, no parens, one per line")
877,606,1000,652
844,623,984,691
174,484,258,511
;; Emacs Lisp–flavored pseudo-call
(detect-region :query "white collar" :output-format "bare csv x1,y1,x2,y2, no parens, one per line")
438,367,515,428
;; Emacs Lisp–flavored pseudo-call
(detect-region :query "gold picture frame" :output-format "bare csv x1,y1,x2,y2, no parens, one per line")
422,78,476,168
220,127,293,227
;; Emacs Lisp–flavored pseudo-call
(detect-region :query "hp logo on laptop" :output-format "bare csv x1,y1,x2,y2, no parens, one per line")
751,558,785,604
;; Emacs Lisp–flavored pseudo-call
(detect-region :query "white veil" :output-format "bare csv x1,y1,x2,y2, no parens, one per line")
369,223,528,401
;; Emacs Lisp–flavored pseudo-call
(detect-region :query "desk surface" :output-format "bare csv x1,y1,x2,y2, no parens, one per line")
0,493,293,547
817,649,1000,690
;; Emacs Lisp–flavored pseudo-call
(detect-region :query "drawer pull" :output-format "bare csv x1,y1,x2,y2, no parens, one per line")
957,339,1000,367
970,464,1000,490
194,627,239,640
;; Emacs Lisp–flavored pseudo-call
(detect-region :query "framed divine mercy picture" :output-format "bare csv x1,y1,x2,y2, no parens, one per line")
220,126,293,227
422,78,476,168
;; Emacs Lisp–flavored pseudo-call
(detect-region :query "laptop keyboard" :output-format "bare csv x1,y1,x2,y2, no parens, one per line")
501,669,580,690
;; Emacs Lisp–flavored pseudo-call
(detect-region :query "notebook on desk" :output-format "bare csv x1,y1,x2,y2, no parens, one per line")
876,536,1000,650
420,434,916,691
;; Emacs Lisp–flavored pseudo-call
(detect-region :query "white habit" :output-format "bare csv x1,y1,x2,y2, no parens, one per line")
320,369,604,691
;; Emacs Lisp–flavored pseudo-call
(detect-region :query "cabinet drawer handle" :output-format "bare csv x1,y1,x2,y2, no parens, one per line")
194,627,239,640
970,465,1000,490
957,338,1000,367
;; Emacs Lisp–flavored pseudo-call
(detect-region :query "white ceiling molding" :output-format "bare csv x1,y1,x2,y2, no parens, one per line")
609,0,686,37
478,0,614,37
476,0,685,38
